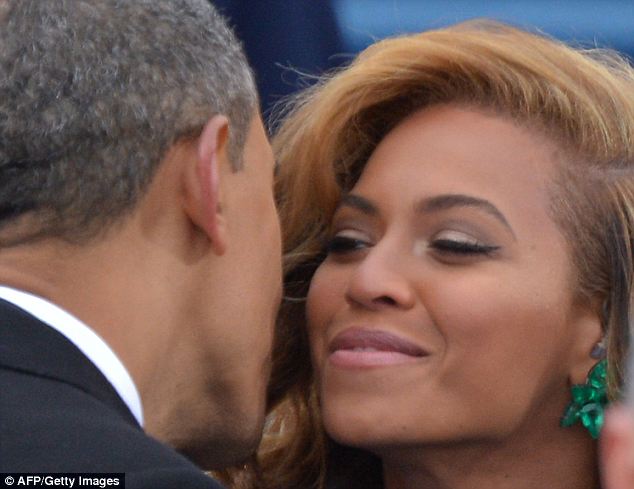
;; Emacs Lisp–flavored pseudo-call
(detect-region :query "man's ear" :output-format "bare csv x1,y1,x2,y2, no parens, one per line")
600,405,634,489
183,115,230,256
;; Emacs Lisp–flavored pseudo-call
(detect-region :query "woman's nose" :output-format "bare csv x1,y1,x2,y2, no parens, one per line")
344,245,416,311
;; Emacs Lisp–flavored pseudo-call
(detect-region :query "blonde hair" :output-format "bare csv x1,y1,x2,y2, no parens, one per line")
226,20,634,489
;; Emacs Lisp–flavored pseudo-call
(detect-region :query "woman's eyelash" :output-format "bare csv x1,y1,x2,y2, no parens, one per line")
430,238,499,255
325,236,369,254
324,235,498,257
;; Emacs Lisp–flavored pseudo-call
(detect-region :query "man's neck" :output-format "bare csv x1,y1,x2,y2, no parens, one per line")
0,234,170,407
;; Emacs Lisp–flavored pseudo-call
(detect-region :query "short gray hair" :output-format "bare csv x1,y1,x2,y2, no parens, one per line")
0,0,257,244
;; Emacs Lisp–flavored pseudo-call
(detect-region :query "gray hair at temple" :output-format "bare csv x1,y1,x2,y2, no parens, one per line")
0,0,257,245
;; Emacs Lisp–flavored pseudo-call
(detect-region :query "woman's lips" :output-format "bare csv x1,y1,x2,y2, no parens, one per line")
328,327,428,368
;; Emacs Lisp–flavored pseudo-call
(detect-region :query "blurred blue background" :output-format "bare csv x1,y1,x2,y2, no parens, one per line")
213,0,634,121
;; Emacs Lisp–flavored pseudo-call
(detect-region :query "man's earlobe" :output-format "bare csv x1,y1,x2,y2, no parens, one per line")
184,115,230,256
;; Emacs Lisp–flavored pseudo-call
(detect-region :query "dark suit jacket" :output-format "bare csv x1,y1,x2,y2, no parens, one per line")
0,299,224,488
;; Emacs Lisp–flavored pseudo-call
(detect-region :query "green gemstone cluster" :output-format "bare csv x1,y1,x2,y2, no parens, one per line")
560,359,608,439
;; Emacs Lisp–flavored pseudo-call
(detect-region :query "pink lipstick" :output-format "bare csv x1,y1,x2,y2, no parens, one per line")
328,327,428,368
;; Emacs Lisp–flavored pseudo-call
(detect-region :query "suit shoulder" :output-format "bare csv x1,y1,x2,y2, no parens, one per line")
1,368,222,487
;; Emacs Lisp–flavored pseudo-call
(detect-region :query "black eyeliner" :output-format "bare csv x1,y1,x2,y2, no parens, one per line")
431,239,500,255
325,236,368,254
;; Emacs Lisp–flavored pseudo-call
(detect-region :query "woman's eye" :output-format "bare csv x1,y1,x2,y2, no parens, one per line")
429,231,499,256
325,235,370,255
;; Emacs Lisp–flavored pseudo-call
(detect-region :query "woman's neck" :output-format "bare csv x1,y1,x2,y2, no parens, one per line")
380,426,598,489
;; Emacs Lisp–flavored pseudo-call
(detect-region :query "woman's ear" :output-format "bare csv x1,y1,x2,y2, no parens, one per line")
183,115,230,256
568,305,604,385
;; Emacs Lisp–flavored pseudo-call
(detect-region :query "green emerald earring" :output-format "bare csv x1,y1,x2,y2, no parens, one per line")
560,359,608,439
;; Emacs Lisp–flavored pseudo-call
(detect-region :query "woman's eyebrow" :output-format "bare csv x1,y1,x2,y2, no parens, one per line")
339,193,516,238
338,194,378,215
416,194,516,238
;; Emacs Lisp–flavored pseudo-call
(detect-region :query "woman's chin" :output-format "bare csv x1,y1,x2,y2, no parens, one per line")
321,406,383,448
321,406,423,452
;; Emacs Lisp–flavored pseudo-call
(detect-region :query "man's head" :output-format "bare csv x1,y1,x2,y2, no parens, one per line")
0,0,256,244
0,0,281,469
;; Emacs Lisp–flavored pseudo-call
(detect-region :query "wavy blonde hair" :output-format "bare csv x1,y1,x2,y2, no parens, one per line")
220,20,634,489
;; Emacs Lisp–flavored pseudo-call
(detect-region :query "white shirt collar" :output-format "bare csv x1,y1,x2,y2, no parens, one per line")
0,285,144,427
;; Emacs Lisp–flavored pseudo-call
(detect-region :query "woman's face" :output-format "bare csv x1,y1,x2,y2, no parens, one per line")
306,105,601,450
